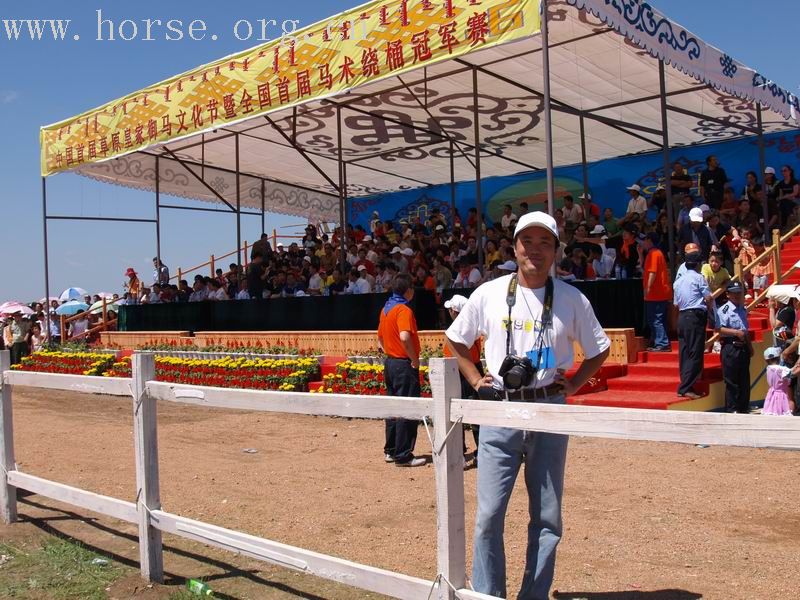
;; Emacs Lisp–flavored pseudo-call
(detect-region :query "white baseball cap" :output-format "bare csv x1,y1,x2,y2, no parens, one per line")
497,260,517,271
689,207,704,223
764,346,781,360
401,248,414,256
513,211,559,241
699,204,710,213
765,166,776,175
578,193,592,200
357,264,367,271
390,246,402,254
435,224,445,231
303,256,312,262
362,235,372,242
589,225,606,236
444,294,469,312
277,242,284,248
626,184,641,192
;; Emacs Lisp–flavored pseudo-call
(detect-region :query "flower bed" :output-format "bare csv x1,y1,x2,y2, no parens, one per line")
312,361,431,397
15,352,319,393
104,355,318,392
11,350,116,376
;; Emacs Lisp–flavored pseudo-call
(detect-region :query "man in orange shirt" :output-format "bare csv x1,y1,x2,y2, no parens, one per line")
641,232,672,352
377,273,425,467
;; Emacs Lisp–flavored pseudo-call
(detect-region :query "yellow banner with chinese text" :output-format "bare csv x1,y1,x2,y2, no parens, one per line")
40,0,540,176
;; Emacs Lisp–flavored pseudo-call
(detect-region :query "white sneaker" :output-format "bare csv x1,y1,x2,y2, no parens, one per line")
384,454,395,463
395,457,426,467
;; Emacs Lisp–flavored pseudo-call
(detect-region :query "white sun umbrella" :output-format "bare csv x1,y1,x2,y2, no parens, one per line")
55,300,90,316
0,302,34,317
38,296,60,304
59,287,89,302
97,292,116,299
88,299,122,315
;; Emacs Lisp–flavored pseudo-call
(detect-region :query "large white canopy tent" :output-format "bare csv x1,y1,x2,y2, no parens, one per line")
39,0,798,309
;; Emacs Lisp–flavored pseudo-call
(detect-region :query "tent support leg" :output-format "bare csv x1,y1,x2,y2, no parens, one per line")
235,133,242,267
756,104,770,236
155,155,161,272
659,61,676,272
472,67,484,274
42,177,51,344
580,114,589,197
450,140,456,227
337,106,347,269
541,0,556,219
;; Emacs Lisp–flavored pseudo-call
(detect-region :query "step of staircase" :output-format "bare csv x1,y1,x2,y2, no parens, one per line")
605,375,711,394
568,390,692,410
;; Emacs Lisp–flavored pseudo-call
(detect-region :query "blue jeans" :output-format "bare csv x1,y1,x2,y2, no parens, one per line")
645,300,669,349
472,395,569,600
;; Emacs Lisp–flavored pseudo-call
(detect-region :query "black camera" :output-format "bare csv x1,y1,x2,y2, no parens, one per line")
498,355,535,390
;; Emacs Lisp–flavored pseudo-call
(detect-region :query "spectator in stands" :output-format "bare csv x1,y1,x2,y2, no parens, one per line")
601,207,621,238
251,233,272,260
699,155,728,210
579,193,600,220
124,268,140,304
641,232,671,352
375,262,393,293
589,244,614,279
3,311,31,365
500,204,517,231
326,269,347,295
616,225,640,279
453,259,481,288
189,280,207,302
776,165,800,227
147,284,162,304
29,322,46,353
734,199,760,236
671,161,694,197
346,266,371,294
561,194,583,225
625,184,648,216
678,207,712,262
153,257,169,285
207,279,229,301
307,264,324,295
235,280,250,300
176,280,191,302
701,251,731,305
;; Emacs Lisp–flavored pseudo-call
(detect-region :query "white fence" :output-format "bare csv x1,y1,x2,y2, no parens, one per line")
2,350,800,599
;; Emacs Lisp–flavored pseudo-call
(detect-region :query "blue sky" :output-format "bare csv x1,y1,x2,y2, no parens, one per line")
1,0,797,301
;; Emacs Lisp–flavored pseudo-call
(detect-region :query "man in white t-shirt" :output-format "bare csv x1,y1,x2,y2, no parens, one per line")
561,194,583,225
500,204,518,230
626,184,648,216
445,211,610,600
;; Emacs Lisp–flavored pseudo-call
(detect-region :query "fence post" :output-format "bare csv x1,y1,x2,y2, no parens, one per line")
429,357,466,599
131,353,163,582
210,255,215,277
0,350,17,523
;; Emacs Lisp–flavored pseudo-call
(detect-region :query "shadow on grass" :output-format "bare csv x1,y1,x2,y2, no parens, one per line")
554,591,703,599
18,496,330,600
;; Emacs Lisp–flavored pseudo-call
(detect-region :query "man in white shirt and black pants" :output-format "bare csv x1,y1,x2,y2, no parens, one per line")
446,212,610,600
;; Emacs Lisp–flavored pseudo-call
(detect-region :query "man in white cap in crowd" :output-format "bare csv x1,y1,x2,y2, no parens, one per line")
678,207,712,262
446,211,610,600
626,184,648,216
390,246,408,273
579,192,600,220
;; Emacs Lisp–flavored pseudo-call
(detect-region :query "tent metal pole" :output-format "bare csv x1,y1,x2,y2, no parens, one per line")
541,0,556,218
450,140,456,227
579,114,589,197
756,104,769,236
337,106,347,269
261,179,266,235
235,133,242,267
658,61,676,271
472,67,484,273
42,177,51,344
155,155,161,269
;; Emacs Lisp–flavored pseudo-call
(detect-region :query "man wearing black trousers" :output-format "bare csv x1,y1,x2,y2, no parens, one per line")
377,273,425,467
672,251,716,399
716,283,752,413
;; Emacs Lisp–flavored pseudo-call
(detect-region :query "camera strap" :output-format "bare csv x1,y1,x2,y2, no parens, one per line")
505,274,554,356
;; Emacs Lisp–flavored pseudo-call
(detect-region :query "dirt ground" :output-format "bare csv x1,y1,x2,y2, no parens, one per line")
1,386,799,600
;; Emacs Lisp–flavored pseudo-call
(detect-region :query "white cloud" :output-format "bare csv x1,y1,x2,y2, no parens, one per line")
0,91,19,104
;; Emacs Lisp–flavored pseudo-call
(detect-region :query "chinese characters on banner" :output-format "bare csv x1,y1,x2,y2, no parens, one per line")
40,0,539,176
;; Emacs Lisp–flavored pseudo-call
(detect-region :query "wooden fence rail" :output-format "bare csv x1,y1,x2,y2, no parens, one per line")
2,351,800,599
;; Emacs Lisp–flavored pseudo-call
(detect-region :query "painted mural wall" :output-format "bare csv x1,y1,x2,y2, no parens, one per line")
348,129,800,228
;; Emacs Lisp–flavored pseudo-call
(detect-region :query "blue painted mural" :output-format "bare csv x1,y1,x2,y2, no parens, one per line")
348,129,800,229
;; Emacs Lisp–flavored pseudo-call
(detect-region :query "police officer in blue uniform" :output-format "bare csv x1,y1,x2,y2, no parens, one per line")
716,282,752,413
672,251,716,399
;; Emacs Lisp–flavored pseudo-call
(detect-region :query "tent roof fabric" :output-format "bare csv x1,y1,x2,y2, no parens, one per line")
63,0,798,221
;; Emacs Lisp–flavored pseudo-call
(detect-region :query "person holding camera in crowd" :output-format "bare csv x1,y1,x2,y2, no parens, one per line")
445,212,610,600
